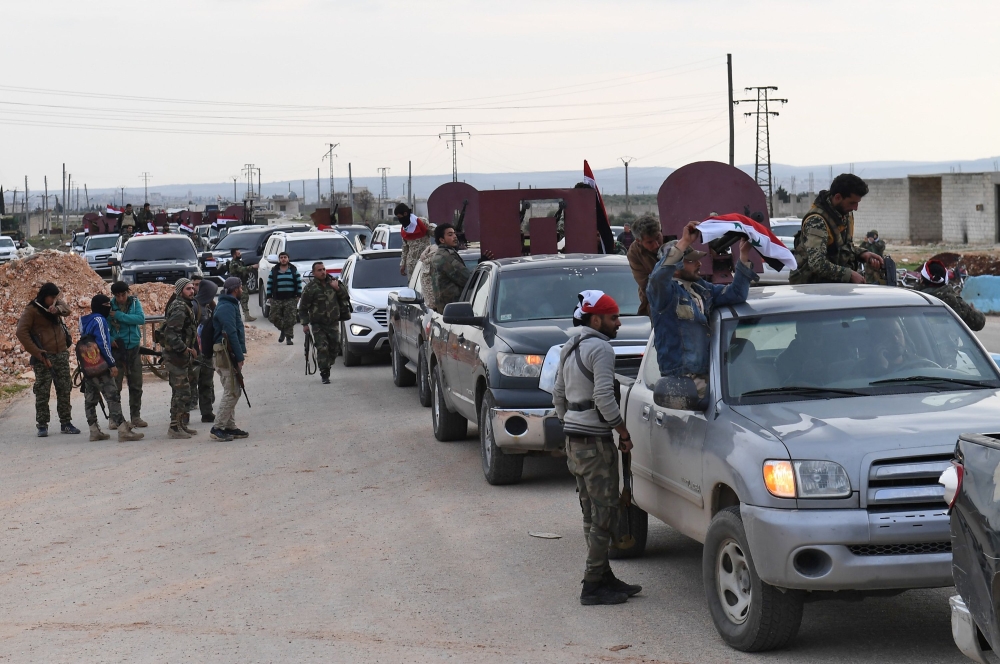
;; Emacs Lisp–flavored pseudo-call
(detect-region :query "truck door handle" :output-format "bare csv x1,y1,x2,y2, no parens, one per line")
641,405,650,421
655,411,665,427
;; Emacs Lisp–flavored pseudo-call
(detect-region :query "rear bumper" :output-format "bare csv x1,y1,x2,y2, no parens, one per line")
490,407,564,453
741,504,953,591
951,595,991,664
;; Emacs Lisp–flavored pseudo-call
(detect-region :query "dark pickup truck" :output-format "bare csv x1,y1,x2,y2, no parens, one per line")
428,254,650,485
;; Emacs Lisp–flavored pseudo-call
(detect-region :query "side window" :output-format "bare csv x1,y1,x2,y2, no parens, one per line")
462,270,485,303
263,238,275,258
410,263,423,292
471,271,491,317
642,340,661,389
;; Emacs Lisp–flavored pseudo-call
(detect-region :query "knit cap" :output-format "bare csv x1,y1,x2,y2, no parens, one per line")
174,277,192,296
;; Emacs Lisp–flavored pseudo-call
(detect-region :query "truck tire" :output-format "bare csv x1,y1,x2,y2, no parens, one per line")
703,506,803,652
432,364,467,441
417,346,432,407
608,502,648,559
341,323,361,367
479,391,523,485
258,283,264,310
391,333,415,387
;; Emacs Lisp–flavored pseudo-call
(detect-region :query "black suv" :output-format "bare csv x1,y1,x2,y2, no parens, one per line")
110,235,202,285
199,223,311,285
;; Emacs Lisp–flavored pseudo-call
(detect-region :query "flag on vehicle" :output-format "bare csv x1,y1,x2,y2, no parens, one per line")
695,213,797,272
179,223,194,234
106,205,123,217
215,217,239,227
582,161,615,254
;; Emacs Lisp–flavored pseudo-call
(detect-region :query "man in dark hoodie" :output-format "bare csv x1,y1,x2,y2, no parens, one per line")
195,280,219,423
79,294,144,442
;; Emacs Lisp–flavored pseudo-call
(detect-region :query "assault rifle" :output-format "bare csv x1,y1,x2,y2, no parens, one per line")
454,199,469,248
221,331,251,408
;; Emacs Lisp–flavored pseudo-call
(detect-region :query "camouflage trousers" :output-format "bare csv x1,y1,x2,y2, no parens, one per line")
112,345,143,420
311,324,340,373
269,298,298,338
164,355,193,425
198,356,215,417
186,363,200,412
402,236,430,280
566,435,620,583
239,289,251,316
84,372,124,427
32,350,73,426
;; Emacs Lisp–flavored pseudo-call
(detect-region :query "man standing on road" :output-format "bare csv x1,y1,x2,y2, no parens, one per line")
109,281,147,429
648,222,754,399
626,214,663,317
553,290,641,606
915,259,986,331
395,203,431,280
15,282,81,437
226,248,257,321
212,277,248,441
299,262,351,384
162,278,200,439
78,295,144,442
266,251,302,346
196,280,219,423
789,174,884,285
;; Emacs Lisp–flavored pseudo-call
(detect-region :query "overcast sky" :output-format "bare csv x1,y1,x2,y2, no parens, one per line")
2,0,998,192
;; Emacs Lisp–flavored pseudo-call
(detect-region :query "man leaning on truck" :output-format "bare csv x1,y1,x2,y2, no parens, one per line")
553,290,642,606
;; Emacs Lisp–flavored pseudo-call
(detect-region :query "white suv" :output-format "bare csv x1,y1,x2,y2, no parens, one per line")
257,230,356,317
0,236,18,264
337,250,409,366
368,224,402,250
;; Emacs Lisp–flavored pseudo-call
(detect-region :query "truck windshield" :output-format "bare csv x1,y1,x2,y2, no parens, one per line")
85,236,118,251
0,238,15,249
723,307,1000,403
123,238,196,262
215,231,264,252
285,237,354,262
494,265,641,322
352,257,409,289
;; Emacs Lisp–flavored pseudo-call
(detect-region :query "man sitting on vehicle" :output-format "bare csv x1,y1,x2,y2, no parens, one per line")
648,221,754,399
626,214,663,317
915,259,985,331
396,203,430,279
430,223,472,313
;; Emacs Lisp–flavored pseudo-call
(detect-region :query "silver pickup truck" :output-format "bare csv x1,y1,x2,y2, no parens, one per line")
620,284,1000,652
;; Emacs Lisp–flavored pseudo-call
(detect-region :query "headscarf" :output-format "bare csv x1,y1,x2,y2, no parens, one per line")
920,260,948,285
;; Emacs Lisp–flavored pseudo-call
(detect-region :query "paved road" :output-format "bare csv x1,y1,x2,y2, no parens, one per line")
0,303,991,662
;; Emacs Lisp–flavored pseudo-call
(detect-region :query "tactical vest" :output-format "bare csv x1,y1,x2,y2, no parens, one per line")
793,200,857,268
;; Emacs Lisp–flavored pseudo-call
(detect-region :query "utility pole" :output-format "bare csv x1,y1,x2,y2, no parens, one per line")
377,168,390,219
348,163,354,209
61,163,66,234
119,186,125,208
302,180,305,201
439,125,470,182
619,157,635,214
44,176,49,232
316,168,321,205
727,54,735,167
243,164,256,198
323,143,339,209
231,176,238,203
140,172,152,203
735,86,787,216
408,161,412,209
24,176,29,238
84,184,90,209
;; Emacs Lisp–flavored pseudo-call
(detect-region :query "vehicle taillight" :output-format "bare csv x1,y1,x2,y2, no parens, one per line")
939,462,964,509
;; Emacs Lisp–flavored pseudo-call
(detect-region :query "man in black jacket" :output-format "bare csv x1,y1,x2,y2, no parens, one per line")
195,280,219,423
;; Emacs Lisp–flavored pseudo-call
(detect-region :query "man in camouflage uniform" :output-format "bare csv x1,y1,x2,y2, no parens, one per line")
162,278,200,438
860,230,887,285
789,174,884,285
226,248,257,321
916,259,986,331
15,282,80,437
430,223,472,313
552,291,641,606
299,261,351,384
395,203,431,280
417,243,438,312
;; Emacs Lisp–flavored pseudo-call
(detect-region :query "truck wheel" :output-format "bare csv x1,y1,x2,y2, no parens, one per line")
479,391,523,485
258,283,263,310
608,502,649,559
341,323,361,367
432,364,467,441
417,346,432,407
391,334,415,387
703,506,803,652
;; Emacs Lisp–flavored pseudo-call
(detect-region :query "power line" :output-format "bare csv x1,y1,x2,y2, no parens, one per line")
322,143,339,206
139,171,152,203
735,86,787,216
439,125,470,182
619,157,635,213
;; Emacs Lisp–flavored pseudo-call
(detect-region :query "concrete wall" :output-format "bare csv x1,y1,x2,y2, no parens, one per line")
854,178,910,242
908,176,942,243
941,172,1000,244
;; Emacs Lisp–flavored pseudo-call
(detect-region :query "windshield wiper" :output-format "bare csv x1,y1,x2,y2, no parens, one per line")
740,385,867,398
869,375,996,388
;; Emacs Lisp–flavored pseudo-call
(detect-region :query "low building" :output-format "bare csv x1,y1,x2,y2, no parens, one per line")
268,192,301,217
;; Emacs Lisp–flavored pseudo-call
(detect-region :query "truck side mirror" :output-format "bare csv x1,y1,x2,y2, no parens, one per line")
653,376,704,411
107,257,121,267
396,288,422,305
266,254,279,263
442,302,485,327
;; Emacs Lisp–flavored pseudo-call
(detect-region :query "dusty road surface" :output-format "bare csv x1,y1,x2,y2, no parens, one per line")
0,305,990,662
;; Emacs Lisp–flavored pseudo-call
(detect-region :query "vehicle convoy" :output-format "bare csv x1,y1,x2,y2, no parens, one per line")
338,249,408,366
0,235,18,264
942,432,1000,664
200,223,310,286
82,233,119,277
256,230,355,318
388,249,483,407
427,254,650,485
109,235,203,285
617,283,1000,651
324,225,373,253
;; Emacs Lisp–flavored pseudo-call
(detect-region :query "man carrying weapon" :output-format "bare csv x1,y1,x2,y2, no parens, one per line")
299,262,351,384
212,277,249,441
109,281,148,429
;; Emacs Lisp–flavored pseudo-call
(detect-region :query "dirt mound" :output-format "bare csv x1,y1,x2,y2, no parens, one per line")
929,252,961,268
0,251,175,385
959,254,1000,277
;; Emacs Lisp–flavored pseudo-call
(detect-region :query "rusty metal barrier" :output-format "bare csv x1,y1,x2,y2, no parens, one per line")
140,314,167,380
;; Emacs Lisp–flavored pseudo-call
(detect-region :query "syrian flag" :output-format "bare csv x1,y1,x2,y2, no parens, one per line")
215,216,239,227
696,213,797,272
180,223,194,234
582,160,614,254
107,205,123,217
147,222,157,233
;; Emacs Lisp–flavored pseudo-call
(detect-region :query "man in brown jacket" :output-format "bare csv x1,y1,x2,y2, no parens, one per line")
16,282,81,437
626,214,663,317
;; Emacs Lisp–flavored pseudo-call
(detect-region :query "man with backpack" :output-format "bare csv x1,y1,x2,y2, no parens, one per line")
162,278,200,439
79,295,144,442
109,281,147,428
266,251,302,345
15,282,80,437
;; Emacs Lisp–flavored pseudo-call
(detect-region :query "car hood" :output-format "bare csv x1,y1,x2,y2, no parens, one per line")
123,258,198,269
294,258,346,277
349,288,398,308
496,315,650,354
732,389,1000,466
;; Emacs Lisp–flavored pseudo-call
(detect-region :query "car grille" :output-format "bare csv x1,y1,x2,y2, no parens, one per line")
373,308,388,327
866,454,952,509
848,541,952,556
135,269,187,284
89,253,111,264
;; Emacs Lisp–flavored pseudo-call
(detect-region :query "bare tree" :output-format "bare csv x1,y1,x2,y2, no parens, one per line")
354,189,375,227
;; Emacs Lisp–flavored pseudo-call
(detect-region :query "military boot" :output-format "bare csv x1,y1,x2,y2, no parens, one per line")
602,570,642,597
320,370,330,385
244,311,257,322
180,413,198,436
168,423,191,439
131,417,148,428
580,580,628,606
117,422,144,442
89,423,110,441
108,419,120,431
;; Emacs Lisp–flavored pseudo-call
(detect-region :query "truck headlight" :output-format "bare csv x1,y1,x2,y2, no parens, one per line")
123,273,135,284
794,460,851,498
497,352,544,378
351,301,375,314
